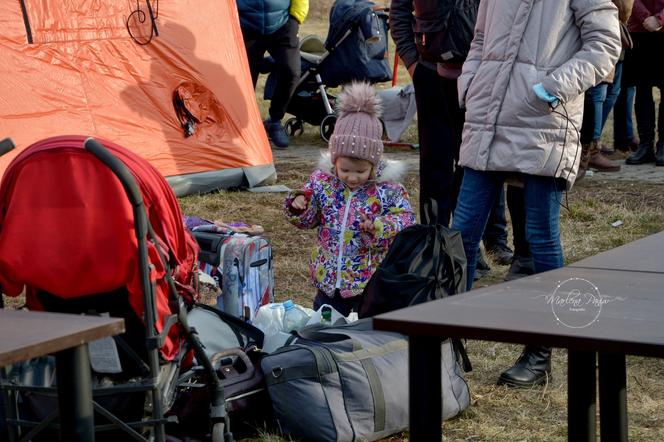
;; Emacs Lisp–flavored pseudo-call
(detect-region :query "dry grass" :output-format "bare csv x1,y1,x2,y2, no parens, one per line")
179,140,664,441
4,11,664,442
192,14,664,442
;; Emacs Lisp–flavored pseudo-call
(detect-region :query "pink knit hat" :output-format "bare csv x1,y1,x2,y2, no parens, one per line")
329,82,384,167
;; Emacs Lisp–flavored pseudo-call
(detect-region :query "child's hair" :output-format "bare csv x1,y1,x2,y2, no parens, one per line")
329,81,383,168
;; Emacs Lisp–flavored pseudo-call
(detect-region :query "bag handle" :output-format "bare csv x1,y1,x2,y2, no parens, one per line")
290,319,375,351
422,198,438,226
210,347,256,383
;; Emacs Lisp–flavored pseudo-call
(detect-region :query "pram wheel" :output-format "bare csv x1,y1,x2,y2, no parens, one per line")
284,117,304,137
320,115,337,143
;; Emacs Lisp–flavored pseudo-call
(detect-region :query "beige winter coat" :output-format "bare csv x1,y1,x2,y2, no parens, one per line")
458,0,622,187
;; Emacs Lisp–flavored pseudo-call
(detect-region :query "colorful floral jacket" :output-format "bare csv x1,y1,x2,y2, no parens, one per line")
284,154,416,298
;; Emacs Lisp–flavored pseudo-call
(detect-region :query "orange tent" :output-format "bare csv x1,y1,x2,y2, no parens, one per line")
0,0,275,196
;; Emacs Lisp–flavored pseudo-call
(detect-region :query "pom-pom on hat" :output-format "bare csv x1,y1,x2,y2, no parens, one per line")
329,81,384,168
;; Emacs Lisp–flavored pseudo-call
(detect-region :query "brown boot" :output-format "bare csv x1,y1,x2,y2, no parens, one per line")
576,142,591,181
588,140,621,172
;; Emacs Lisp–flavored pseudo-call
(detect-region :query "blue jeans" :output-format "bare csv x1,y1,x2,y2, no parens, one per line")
614,85,636,144
601,60,623,131
581,83,609,143
452,169,565,290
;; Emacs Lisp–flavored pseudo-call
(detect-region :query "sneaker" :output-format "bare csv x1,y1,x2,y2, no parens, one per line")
264,118,289,149
485,243,514,266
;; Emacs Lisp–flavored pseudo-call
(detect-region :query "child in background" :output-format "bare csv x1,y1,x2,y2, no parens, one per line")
284,82,415,316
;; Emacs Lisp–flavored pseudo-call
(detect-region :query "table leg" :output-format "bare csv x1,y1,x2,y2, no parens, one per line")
55,344,95,442
409,336,441,441
598,352,628,442
568,350,596,442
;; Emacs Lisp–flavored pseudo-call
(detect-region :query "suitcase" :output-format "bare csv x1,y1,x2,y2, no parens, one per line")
193,231,274,321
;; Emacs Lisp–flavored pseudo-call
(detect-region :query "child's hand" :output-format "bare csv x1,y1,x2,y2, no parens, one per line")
359,213,375,235
291,195,309,211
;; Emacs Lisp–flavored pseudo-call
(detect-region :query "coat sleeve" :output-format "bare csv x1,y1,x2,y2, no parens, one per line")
284,172,320,229
541,0,622,103
458,0,487,109
389,0,419,69
290,0,309,24
370,184,416,249
631,0,654,24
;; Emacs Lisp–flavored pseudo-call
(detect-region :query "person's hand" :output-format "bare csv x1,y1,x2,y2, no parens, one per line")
359,213,375,235
643,16,662,32
407,61,418,78
291,195,309,211
533,83,560,109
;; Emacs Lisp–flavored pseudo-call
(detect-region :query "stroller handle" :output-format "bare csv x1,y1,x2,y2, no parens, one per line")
83,137,144,208
0,138,15,157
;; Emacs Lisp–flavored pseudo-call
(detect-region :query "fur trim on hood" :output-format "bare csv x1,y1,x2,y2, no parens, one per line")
317,152,407,183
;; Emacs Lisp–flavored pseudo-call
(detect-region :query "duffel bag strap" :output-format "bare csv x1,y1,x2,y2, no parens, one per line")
452,338,473,372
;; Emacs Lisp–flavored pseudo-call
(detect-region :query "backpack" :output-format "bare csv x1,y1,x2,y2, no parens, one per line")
192,230,274,321
358,200,473,371
413,0,479,64
358,203,467,318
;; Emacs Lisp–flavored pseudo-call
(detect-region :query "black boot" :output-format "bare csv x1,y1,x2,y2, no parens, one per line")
497,345,552,388
656,142,664,166
625,142,656,165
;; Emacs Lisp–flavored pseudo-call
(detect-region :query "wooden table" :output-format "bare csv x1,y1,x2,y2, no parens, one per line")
0,309,125,441
374,233,664,441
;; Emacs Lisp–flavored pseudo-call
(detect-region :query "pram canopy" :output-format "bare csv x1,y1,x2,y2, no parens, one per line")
321,0,391,87
0,135,198,360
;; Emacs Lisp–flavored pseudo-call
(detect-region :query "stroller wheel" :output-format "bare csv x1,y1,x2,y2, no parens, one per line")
284,117,304,137
320,114,337,143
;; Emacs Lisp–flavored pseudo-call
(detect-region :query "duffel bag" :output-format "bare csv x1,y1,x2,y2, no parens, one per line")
260,318,469,441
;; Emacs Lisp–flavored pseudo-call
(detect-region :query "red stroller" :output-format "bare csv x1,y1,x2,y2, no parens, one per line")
0,136,236,441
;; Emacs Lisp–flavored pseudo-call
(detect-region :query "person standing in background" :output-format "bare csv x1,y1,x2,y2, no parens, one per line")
577,0,633,180
389,0,477,227
237,0,308,149
452,0,621,387
624,0,664,165
390,0,515,278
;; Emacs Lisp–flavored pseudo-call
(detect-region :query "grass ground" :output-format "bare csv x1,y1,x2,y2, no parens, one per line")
182,17,664,441
4,13,663,442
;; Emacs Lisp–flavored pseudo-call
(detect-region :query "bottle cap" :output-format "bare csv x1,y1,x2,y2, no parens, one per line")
283,300,294,310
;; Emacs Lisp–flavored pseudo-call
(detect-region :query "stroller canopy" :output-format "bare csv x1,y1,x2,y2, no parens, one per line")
0,135,198,359
322,0,391,87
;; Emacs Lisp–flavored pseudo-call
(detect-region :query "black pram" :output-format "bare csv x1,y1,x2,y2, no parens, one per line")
264,0,392,141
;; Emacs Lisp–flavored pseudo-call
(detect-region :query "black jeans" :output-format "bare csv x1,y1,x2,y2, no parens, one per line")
483,187,508,249
243,17,300,121
412,64,464,226
506,185,529,258
630,32,664,145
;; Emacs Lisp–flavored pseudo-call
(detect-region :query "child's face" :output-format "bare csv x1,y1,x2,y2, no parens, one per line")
335,156,372,189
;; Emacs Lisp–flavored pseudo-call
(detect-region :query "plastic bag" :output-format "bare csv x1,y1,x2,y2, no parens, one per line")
253,302,315,353
305,304,357,326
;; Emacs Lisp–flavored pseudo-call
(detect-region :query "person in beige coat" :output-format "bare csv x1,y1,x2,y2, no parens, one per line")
451,0,621,388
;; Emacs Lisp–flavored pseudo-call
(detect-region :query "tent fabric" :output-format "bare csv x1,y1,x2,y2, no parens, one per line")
0,0,275,195
0,135,199,360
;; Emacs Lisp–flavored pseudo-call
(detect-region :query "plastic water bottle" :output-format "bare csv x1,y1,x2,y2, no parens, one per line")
282,300,310,332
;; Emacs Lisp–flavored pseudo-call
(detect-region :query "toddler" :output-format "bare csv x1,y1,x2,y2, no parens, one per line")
285,82,415,316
